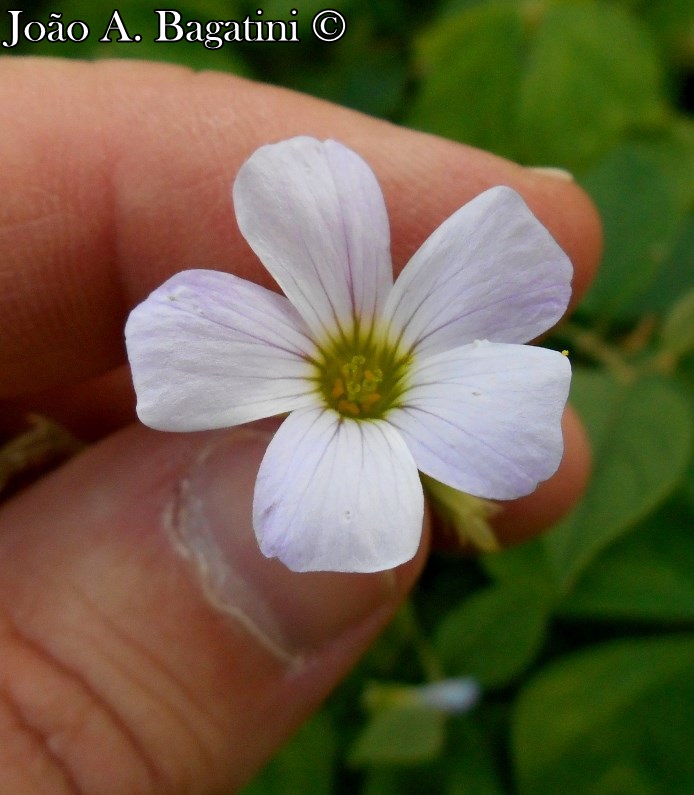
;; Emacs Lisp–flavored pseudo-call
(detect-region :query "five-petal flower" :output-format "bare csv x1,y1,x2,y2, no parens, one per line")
125,136,572,573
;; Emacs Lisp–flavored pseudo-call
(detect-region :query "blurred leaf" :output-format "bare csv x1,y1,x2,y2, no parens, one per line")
544,370,693,590
590,123,694,318
685,453,694,514
241,711,336,794
407,2,525,158
662,288,694,357
629,213,694,315
637,0,694,69
513,635,694,794
580,144,685,318
361,768,405,795
443,716,505,795
435,581,549,687
676,359,694,513
481,535,555,589
480,537,558,636
349,705,446,766
360,760,449,795
517,2,665,170
293,34,407,117
439,0,491,17
560,498,694,622
625,122,694,210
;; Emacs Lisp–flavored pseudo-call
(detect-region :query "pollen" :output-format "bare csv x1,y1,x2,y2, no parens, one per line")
313,328,410,419
337,399,361,416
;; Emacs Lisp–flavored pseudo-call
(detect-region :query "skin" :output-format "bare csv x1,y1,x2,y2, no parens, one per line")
0,58,601,793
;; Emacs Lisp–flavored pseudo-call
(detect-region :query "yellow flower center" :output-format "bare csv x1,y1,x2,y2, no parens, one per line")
313,329,411,419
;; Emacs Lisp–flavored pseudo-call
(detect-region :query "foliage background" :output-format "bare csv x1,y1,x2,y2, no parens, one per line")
6,0,694,791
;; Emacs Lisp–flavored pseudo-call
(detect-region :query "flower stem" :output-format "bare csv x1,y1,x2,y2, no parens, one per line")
396,601,445,683
560,322,636,383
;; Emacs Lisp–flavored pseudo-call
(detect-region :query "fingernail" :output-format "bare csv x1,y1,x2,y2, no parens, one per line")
165,428,398,663
528,166,575,182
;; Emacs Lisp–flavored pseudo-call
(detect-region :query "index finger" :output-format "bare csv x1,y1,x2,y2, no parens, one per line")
0,57,600,399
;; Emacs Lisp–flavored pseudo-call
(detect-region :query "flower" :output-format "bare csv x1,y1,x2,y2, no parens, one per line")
125,136,572,573
364,677,482,715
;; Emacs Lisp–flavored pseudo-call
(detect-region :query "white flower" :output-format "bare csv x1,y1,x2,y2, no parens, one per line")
125,137,572,573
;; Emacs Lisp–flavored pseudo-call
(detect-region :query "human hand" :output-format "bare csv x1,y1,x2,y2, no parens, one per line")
0,58,600,792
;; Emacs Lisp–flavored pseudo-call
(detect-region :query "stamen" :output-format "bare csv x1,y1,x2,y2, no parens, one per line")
331,378,345,399
337,399,361,416
361,392,382,408
315,329,410,419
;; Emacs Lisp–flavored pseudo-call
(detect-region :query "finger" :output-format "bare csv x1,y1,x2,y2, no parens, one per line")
0,58,601,400
0,366,137,441
0,423,429,792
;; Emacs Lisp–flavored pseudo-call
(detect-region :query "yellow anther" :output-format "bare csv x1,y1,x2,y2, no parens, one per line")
361,392,382,408
316,330,410,419
337,399,360,416
561,349,569,357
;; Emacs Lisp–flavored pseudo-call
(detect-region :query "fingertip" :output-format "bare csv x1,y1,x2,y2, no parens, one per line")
373,132,602,313
522,168,603,312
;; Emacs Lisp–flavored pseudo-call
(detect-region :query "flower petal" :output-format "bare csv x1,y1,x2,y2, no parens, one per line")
383,187,573,357
389,341,571,499
253,407,424,572
125,269,318,430
233,137,393,340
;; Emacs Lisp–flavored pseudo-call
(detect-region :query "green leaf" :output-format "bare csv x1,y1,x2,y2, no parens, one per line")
407,3,525,158
349,705,446,766
443,716,505,795
481,535,555,589
624,122,694,211
434,581,549,687
293,32,408,117
661,288,694,357
686,459,694,514
629,213,694,315
517,2,665,170
638,0,694,69
680,359,694,512
544,370,693,590
241,711,336,794
580,145,685,319
560,498,694,622
360,768,406,795
512,635,694,795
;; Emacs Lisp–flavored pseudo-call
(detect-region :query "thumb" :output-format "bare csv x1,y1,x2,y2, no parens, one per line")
0,424,427,793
